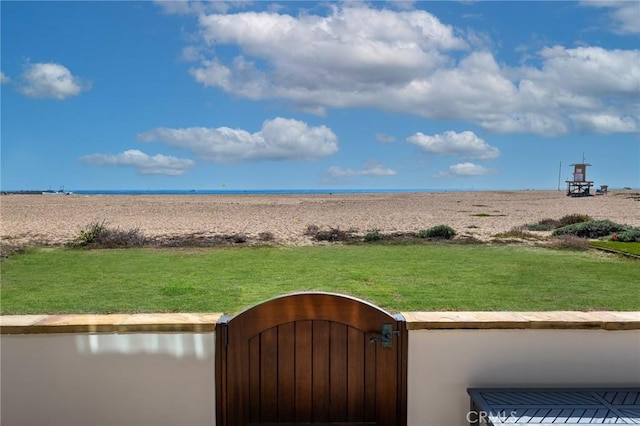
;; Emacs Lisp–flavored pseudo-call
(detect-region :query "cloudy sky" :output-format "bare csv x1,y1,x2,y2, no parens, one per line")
2,1,639,191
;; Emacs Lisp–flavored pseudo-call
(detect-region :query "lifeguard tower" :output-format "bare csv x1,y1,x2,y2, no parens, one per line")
566,163,594,197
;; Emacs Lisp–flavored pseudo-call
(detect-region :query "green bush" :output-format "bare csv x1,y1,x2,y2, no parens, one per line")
552,220,629,239
417,225,456,240
610,228,640,242
76,220,109,245
364,231,384,242
526,214,591,231
557,213,592,227
526,218,559,231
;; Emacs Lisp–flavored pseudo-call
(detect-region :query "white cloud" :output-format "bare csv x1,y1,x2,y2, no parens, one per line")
155,0,196,15
180,46,204,62
19,63,89,100
476,113,570,137
80,149,195,176
155,0,239,15
386,1,417,11
191,5,467,99
581,1,640,34
435,162,498,177
326,163,397,179
571,113,638,133
137,117,338,163
375,133,396,143
407,130,499,160
533,46,639,98
184,4,639,136
510,46,640,134
0,72,9,84
609,2,640,34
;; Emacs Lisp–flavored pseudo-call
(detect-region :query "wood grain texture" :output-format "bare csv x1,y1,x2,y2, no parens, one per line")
216,292,407,425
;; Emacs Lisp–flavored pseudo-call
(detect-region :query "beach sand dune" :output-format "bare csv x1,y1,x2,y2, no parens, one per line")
1,190,638,246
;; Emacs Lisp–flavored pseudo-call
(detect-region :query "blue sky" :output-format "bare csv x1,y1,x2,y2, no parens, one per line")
1,1,639,191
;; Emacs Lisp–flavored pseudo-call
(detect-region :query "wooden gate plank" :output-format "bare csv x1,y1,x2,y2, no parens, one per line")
248,335,260,423
347,326,366,422
277,322,296,422
375,321,399,426
330,322,348,422
312,320,331,422
364,331,377,424
260,327,278,423
294,320,313,422
228,322,247,425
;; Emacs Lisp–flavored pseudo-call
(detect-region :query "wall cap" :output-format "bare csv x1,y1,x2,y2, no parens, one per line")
0,313,222,334
2,311,639,334
402,311,640,330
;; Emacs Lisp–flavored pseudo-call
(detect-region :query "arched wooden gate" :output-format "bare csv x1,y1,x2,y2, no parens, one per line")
216,292,407,425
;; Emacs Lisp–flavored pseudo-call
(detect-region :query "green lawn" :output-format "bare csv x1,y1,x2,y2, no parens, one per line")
1,244,638,314
589,241,640,256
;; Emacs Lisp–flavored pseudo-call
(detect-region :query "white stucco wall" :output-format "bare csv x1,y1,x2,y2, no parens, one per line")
407,329,640,426
2,328,639,426
1,333,216,426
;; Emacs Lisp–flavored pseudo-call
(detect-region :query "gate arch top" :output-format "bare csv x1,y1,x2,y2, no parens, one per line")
223,292,399,336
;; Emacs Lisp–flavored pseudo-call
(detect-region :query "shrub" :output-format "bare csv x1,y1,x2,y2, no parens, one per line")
304,224,320,236
311,227,357,242
526,215,591,231
610,228,640,242
493,227,546,240
549,235,590,251
526,218,559,231
364,231,384,242
75,220,109,245
258,231,275,242
69,220,147,248
417,225,456,240
557,214,592,227
231,233,247,244
155,233,249,247
1,243,27,258
552,220,629,239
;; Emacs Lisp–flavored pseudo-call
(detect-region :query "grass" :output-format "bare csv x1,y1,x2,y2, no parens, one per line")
1,244,639,315
589,241,640,256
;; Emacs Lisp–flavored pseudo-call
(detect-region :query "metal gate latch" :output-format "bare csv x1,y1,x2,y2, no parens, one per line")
370,323,400,348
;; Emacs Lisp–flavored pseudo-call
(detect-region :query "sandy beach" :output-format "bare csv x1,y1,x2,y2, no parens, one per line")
1,190,639,247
